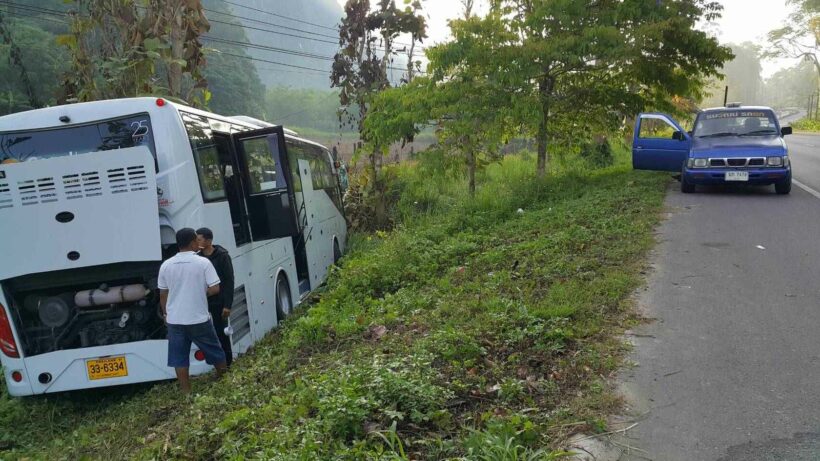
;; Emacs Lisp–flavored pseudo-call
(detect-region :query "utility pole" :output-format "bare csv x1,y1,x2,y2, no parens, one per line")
723,85,729,107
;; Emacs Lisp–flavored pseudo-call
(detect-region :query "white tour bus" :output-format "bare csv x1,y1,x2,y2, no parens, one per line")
0,97,347,396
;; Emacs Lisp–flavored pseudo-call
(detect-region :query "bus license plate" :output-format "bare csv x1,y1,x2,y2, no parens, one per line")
86,356,128,380
725,171,748,182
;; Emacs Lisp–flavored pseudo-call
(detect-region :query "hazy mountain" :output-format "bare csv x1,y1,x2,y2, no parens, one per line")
211,0,344,90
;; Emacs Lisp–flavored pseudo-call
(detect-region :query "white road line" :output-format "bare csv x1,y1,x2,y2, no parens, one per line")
793,179,820,200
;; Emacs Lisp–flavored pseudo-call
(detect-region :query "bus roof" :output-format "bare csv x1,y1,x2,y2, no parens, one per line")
0,97,332,154
230,115,299,136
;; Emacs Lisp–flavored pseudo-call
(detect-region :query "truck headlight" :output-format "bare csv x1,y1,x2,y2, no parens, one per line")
691,158,708,168
767,156,784,167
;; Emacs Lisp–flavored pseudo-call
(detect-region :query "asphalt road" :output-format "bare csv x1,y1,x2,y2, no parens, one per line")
616,133,820,460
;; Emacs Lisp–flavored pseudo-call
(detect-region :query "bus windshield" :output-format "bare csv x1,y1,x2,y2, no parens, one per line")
694,110,778,138
0,114,156,164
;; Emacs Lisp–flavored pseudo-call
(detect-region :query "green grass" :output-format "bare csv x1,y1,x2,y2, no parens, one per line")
792,118,820,132
0,149,669,460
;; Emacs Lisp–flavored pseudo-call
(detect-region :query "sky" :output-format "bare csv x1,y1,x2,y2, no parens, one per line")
337,0,802,79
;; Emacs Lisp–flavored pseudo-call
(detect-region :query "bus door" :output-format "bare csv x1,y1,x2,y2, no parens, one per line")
212,132,251,246
284,140,313,294
231,127,299,241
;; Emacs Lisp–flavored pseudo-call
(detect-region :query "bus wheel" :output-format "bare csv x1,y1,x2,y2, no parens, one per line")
275,274,293,322
333,239,342,265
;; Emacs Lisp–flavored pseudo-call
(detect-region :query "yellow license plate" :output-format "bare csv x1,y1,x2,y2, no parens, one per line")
86,356,128,380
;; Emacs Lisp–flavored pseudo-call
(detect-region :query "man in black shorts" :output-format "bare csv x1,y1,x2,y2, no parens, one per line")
196,227,235,367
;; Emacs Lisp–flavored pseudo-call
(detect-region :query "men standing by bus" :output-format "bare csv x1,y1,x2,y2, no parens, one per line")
159,228,227,394
196,227,235,367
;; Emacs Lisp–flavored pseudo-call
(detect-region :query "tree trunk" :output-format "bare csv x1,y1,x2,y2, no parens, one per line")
370,150,387,228
166,1,185,97
536,77,552,178
406,36,416,81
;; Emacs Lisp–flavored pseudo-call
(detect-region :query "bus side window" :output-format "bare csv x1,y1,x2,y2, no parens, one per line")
182,114,227,202
305,144,343,211
285,139,303,193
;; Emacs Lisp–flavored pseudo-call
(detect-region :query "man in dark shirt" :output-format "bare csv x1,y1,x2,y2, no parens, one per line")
196,227,235,367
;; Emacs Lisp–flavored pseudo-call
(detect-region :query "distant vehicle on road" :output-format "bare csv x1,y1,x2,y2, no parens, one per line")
0,97,347,396
632,105,793,194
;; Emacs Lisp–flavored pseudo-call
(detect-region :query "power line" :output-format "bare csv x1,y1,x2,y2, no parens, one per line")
207,60,328,77
0,0,425,62
202,36,333,61
207,2,426,55
203,6,339,41
222,0,338,32
205,34,423,75
0,2,68,20
208,17,339,46
0,0,423,77
213,50,332,74
221,0,427,51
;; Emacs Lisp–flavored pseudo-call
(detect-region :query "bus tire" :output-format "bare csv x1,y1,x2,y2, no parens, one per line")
333,238,342,265
275,274,293,322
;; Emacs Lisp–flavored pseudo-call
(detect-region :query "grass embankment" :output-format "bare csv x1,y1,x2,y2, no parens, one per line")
0,151,668,460
792,118,820,132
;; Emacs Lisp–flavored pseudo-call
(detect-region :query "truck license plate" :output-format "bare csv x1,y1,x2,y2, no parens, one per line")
86,356,128,380
725,171,749,181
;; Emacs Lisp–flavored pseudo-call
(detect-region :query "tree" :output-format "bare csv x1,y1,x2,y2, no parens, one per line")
331,0,426,227
763,59,818,108
60,0,210,105
144,0,210,102
0,11,42,109
0,17,68,114
365,4,515,196
766,0,820,78
702,42,764,107
485,0,732,177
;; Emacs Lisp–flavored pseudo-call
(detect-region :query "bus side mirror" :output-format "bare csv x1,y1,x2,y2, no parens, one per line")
672,130,686,141
781,126,793,136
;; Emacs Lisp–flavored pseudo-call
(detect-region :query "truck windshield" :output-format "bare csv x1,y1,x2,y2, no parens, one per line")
694,111,778,138
0,114,156,164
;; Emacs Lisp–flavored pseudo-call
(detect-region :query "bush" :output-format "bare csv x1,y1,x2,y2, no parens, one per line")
578,137,615,169
792,118,820,132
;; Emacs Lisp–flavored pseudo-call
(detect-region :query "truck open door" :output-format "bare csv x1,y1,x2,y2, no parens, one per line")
632,113,691,171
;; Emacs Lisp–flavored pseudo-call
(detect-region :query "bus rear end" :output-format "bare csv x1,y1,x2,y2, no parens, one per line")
0,100,208,396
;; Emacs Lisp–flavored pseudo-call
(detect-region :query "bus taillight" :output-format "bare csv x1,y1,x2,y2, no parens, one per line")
194,350,205,361
0,303,20,358
11,371,22,382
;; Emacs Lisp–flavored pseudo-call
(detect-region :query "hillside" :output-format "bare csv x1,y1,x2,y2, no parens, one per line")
0,149,669,459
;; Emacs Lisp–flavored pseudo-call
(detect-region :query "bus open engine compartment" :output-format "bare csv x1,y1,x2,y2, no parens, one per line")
2,262,164,356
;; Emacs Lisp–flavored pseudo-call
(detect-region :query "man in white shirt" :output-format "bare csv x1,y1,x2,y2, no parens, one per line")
158,228,227,393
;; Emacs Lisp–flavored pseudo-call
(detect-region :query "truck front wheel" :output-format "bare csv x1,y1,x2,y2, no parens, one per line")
681,173,695,194
775,178,791,195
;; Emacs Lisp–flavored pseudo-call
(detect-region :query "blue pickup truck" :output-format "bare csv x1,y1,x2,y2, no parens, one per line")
632,106,793,194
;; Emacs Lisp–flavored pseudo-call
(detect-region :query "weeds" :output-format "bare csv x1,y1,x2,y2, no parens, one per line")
792,118,820,132
0,149,668,460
